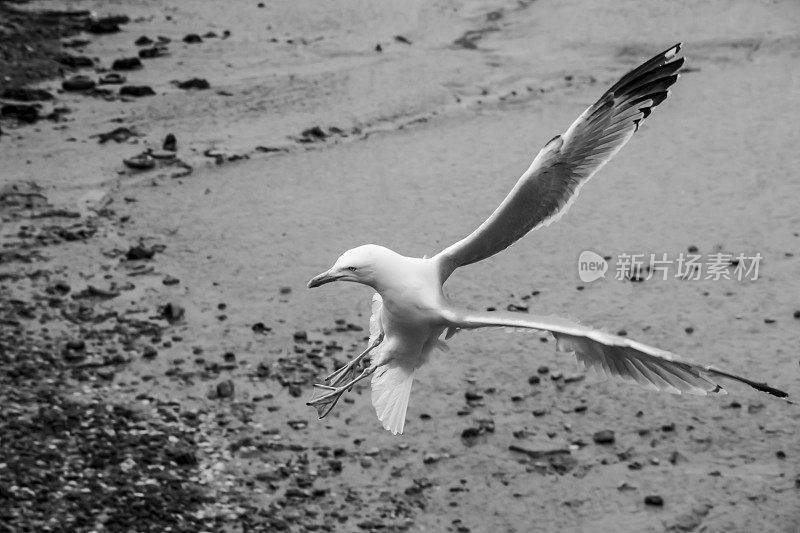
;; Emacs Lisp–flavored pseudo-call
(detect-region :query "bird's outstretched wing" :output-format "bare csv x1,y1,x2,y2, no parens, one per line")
441,308,788,398
435,44,684,281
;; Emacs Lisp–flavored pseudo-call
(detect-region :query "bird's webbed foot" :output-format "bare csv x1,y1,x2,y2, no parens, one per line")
324,338,381,388
307,366,376,419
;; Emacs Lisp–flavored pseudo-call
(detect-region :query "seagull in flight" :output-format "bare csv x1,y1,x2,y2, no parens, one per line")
306,43,787,435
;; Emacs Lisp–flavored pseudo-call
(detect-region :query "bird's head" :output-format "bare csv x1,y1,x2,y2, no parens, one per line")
308,244,394,289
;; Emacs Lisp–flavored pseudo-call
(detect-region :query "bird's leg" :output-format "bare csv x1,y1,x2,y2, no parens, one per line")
307,366,377,419
324,336,382,387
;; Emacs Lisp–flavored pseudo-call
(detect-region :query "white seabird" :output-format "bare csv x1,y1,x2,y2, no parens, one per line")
306,43,787,435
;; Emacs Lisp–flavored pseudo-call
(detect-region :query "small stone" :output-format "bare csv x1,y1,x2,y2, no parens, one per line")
62,75,96,91
1,104,39,124
126,245,155,260
176,78,210,90
688,245,698,253
528,375,541,385
163,275,180,286
1,87,53,101
375,43,382,52
644,495,664,506
537,366,549,374
617,329,627,336
183,33,203,43
293,330,308,341
532,409,547,417
793,310,800,319
252,322,271,334
112,57,143,70
592,430,615,444
764,318,776,324
87,17,125,34
776,450,786,459
465,390,483,402
287,419,307,430
56,53,93,67
98,73,126,85
685,326,694,334
142,346,158,359
223,352,236,362
163,133,177,151
138,46,169,59
135,35,154,46
423,453,441,464
120,85,156,97
216,379,234,398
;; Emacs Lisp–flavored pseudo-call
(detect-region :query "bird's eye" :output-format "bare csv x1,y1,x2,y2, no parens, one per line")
347,266,357,272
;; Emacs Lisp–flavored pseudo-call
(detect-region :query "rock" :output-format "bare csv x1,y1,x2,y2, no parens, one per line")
687,245,698,253
684,327,694,334
161,303,185,323
216,379,234,398
394,35,412,44
460,427,481,447
1,104,39,123
644,495,664,506
93,126,138,143
135,35,154,46
794,310,800,319
87,16,125,34
183,34,203,43
528,375,541,385
287,419,307,430
56,53,94,67
175,78,210,90
138,46,169,59
293,330,308,341
125,245,156,260
123,154,155,169
375,43,383,52
507,303,528,312
764,317,776,324
142,346,158,359
537,365,549,374
98,73,126,85
112,57,143,70
119,85,155,97
1,88,53,101
252,322,271,334
532,409,547,417
464,390,483,402
423,453,441,464
163,133,177,151
592,430,615,444
62,75,96,91
280,286,292,294
162,275,180,286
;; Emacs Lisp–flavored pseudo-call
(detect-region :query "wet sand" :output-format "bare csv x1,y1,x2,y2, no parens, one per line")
2,1,799,531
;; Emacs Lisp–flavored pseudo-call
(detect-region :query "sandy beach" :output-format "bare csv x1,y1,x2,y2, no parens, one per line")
2,1,799,531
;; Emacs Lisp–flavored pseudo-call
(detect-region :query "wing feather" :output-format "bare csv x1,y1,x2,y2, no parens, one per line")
441,308,788,398
435,44,684,280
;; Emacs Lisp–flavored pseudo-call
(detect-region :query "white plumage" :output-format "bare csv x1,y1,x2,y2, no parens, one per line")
306,43,787,435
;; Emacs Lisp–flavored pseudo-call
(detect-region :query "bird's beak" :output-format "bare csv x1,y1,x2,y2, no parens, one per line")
308,269,340,288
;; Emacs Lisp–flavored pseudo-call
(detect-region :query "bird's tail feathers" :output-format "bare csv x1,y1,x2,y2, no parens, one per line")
371,363,415,435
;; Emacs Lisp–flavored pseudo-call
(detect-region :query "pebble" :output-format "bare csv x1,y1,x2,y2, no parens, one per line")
528,375,541,385
98,73,126,85
135,35,154,46
56,53,93,67
252,322,271,334
216,379,234,398
62,75,96,92
293,330,308,341
593,430,615,444
644,495,664,506
161,303,185,323
688,245,698,253
163,275,180,286
87,16,125,34
138,46,169,59
685,327,694,334
183,33,203,43
423,453,441,464
537,366,549,374
142,346,158,359
112,57,143,70
163,133,177,151
1,104,39,124
794,310,800,319
176,78,210,90
1,87,53,101
120,85,156,97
